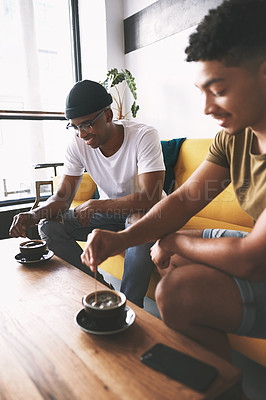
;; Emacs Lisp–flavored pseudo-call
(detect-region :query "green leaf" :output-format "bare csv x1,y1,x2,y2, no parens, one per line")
123,69,137,100
107,68,125,86
101,69,125,92
131,101,139,118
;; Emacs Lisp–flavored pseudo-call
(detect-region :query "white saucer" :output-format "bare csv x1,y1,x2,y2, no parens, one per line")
15,249,54,264
75,306,135,335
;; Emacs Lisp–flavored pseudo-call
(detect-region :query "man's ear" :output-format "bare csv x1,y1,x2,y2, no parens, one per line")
106,108,113,123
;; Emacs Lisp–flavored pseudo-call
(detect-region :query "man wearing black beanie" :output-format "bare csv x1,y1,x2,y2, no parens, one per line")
10,79,165,307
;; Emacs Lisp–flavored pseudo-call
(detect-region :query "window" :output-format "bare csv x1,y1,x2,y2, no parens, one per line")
78,0,107,81
0,0,75,204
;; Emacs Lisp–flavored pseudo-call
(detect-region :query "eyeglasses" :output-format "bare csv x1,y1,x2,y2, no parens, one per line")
66,108,108,135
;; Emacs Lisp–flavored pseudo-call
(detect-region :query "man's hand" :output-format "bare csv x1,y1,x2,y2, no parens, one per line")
9,211,40,238
81,229,126,271
150,239,174,270
74,199,98,227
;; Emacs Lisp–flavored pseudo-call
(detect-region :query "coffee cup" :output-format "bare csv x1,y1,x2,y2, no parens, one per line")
19,239,47,261
82,290,126,321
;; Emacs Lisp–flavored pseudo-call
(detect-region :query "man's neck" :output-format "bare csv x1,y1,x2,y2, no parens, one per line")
100,123,124,157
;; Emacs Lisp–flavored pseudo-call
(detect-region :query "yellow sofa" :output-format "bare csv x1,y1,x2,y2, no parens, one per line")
58,138,266,367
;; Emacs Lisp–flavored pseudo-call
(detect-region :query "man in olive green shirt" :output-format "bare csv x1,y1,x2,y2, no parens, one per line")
206,127,265,221
81,0,266,369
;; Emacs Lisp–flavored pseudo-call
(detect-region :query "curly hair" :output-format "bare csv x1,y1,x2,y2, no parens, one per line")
185,0,266,67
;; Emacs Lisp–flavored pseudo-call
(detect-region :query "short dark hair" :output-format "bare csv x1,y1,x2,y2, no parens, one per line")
185,0,266,68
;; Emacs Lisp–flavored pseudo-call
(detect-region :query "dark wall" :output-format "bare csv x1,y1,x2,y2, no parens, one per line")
124,0,223,54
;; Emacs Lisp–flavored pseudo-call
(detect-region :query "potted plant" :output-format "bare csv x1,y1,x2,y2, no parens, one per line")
101,68,139,119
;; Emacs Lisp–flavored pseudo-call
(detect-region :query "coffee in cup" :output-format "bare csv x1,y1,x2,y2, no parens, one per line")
82,290,126,320
19,239,47,261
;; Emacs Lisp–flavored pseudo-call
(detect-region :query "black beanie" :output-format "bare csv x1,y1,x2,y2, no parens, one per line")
65,80,113,119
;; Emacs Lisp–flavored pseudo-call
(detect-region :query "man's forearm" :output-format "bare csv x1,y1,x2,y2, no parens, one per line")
32,195,71,220
117,193,196,249
115,162,226,249
87,191,162,216
162,233,265,281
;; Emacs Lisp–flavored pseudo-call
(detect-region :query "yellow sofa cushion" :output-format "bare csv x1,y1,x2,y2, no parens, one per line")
174,139,254,230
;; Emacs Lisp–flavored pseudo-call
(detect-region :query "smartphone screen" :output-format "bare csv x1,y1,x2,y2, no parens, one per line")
140,343,218,392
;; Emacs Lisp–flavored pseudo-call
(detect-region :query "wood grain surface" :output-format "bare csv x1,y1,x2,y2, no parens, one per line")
0,238,241,400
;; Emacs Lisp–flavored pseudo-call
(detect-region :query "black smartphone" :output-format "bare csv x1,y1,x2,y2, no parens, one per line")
140,343,218,392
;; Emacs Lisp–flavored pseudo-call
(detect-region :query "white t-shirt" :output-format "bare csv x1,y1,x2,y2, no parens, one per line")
63,119,165,199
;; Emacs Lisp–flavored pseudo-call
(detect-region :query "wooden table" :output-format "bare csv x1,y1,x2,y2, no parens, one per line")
0,238,241,400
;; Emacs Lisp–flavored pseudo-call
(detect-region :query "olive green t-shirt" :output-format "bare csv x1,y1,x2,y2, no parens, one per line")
206,128,266,222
